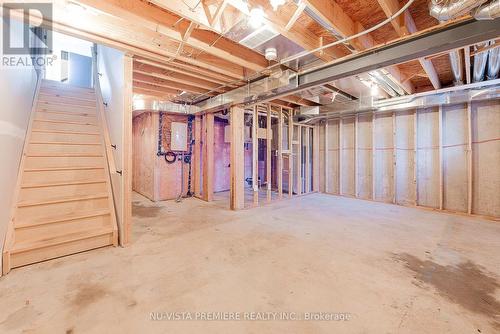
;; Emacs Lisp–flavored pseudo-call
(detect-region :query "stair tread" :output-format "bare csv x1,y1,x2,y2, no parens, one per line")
29,141,101,146
38,101,96,109
17,193,108,207
21,179,107,188
25,166,104,172
39,93,96,101
11,227,114,253
34,119,98,126
31,129,100,135
15,209,111,229
27,153,103,157
36,110,97,117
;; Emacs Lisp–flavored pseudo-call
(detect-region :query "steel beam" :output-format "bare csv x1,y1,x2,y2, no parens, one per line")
244,18,500,105
241,18,500,106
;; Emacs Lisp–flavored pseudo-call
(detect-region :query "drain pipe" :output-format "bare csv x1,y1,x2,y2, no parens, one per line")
176,153,184,203
474,0,500,19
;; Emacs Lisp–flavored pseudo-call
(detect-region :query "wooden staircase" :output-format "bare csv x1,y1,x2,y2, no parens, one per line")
2,79,118,273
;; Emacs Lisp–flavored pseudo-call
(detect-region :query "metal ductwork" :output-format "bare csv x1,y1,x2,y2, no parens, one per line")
473,43,490,82
474,0,500,19
429,0,487,21
487,42,500,79
449,49,464,85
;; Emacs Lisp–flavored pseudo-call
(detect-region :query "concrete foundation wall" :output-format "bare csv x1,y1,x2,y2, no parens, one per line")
320,99,500,218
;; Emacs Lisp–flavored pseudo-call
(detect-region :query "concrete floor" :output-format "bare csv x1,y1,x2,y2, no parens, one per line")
0,193,499,333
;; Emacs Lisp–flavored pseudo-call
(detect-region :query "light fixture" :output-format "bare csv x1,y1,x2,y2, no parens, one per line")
265,47,277,61
249,7,265,29
269,0,286,11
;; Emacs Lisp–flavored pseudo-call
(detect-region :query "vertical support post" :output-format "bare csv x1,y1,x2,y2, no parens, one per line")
202,113,214,202
313,124,320,192
305,127,311,193
354,115,358,198
392,112,397,204
121,54,133,246
414,109,418,206
338,118,343,195
266,105,272,202
438,105,443,210
277,107,283,198
372,113,376,200
252,106,259,205
324,121,329,193
288,110,294,197
296,125,302,195
230,106,245,210
194,115,201,197
466,102,473,214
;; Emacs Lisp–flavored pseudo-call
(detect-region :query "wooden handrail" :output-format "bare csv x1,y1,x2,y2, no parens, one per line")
92,46,117,175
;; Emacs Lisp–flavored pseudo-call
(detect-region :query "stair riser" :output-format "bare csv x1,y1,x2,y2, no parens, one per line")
37,104,96,114
17,197,110,221
35,111,97,123
40,89,95,99
38,96,96,107
19,182,108,202
23,168,105,184
24,156,105,169
32,121,98,132
27,143,103,155
15,215,112,242
30,132,100,144
10,233,114,269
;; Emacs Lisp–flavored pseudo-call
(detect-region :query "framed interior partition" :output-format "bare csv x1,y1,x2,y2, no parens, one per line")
210,103,320,211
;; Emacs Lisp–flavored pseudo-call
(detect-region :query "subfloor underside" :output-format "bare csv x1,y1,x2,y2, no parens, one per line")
0,193,499,333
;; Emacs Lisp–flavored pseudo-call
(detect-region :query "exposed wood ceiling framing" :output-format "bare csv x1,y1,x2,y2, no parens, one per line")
23,0,489,106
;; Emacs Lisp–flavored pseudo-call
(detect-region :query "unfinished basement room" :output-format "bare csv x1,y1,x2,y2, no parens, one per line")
0,0,499,333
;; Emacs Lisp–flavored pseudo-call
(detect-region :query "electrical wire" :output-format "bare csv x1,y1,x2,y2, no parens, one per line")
189,0,417,103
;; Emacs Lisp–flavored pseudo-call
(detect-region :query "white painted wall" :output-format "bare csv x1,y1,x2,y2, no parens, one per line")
0,21,38,275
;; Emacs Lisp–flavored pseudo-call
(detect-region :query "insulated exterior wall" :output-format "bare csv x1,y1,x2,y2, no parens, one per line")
374,113,394,202
443,104,468,212
417,107,440,208
319,99,499,219
395,111,416,206
341,118,355,196
319,123,325,193
326,120,339,194
471,100,500,217
357,114,373,199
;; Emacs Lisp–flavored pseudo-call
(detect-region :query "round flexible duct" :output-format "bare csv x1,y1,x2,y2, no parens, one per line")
474,0,500,19
429,0,487,21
